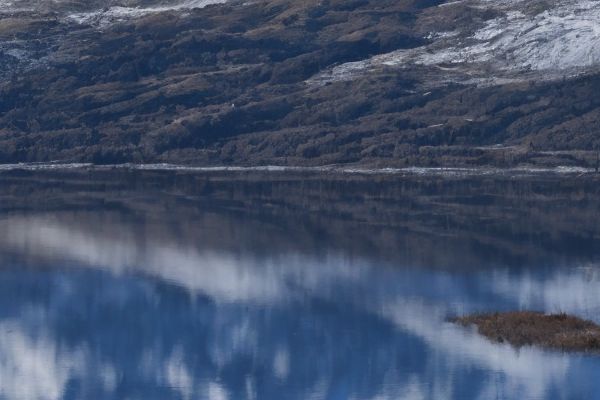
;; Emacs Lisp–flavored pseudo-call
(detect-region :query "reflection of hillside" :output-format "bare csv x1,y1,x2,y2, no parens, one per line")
1,170,600,399
1,169,599,269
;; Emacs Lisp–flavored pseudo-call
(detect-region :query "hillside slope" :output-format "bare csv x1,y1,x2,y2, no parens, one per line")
1,0,600,167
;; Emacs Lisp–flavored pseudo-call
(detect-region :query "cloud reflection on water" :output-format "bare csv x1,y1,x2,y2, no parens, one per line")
0,213,599,399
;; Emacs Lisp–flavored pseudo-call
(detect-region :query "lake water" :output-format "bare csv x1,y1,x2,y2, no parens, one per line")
0,168,599,400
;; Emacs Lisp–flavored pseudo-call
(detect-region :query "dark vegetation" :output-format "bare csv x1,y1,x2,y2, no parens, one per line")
1,0,600,166
452,312,600,353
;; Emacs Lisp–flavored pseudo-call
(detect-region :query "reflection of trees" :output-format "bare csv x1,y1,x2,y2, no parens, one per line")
1,169,599,269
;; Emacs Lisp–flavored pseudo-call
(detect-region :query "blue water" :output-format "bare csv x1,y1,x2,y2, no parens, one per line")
0,172,599,400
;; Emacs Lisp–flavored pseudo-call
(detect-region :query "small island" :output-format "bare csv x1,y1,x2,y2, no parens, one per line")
452,311,600,353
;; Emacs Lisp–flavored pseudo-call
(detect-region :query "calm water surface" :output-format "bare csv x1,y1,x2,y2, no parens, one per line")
0,169,600,400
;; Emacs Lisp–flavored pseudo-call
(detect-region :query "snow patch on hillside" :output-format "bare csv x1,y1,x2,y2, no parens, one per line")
311,0,600,85
68,0,226,25
450,0,600,71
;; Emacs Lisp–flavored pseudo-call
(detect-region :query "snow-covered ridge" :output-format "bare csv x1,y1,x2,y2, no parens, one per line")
0,1,34,12
312,0,600,85
68,0,227,25
0,0,227,25
453,0,600,71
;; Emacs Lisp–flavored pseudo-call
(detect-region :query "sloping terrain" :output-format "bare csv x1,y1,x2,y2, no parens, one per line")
1,0,600,167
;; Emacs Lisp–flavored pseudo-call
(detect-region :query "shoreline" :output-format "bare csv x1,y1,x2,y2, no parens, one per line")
0,162,598,178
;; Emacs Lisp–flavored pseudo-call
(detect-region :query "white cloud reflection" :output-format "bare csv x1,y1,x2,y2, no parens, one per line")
0,322,83,400
0,213,599,399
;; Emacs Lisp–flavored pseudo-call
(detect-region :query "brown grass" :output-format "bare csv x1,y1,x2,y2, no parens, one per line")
451,311,600,353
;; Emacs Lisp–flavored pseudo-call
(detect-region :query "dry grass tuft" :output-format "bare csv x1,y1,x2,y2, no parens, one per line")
451,311,600,353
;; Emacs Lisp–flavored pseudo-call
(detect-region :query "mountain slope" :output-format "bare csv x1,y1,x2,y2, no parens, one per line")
1,0,600,167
